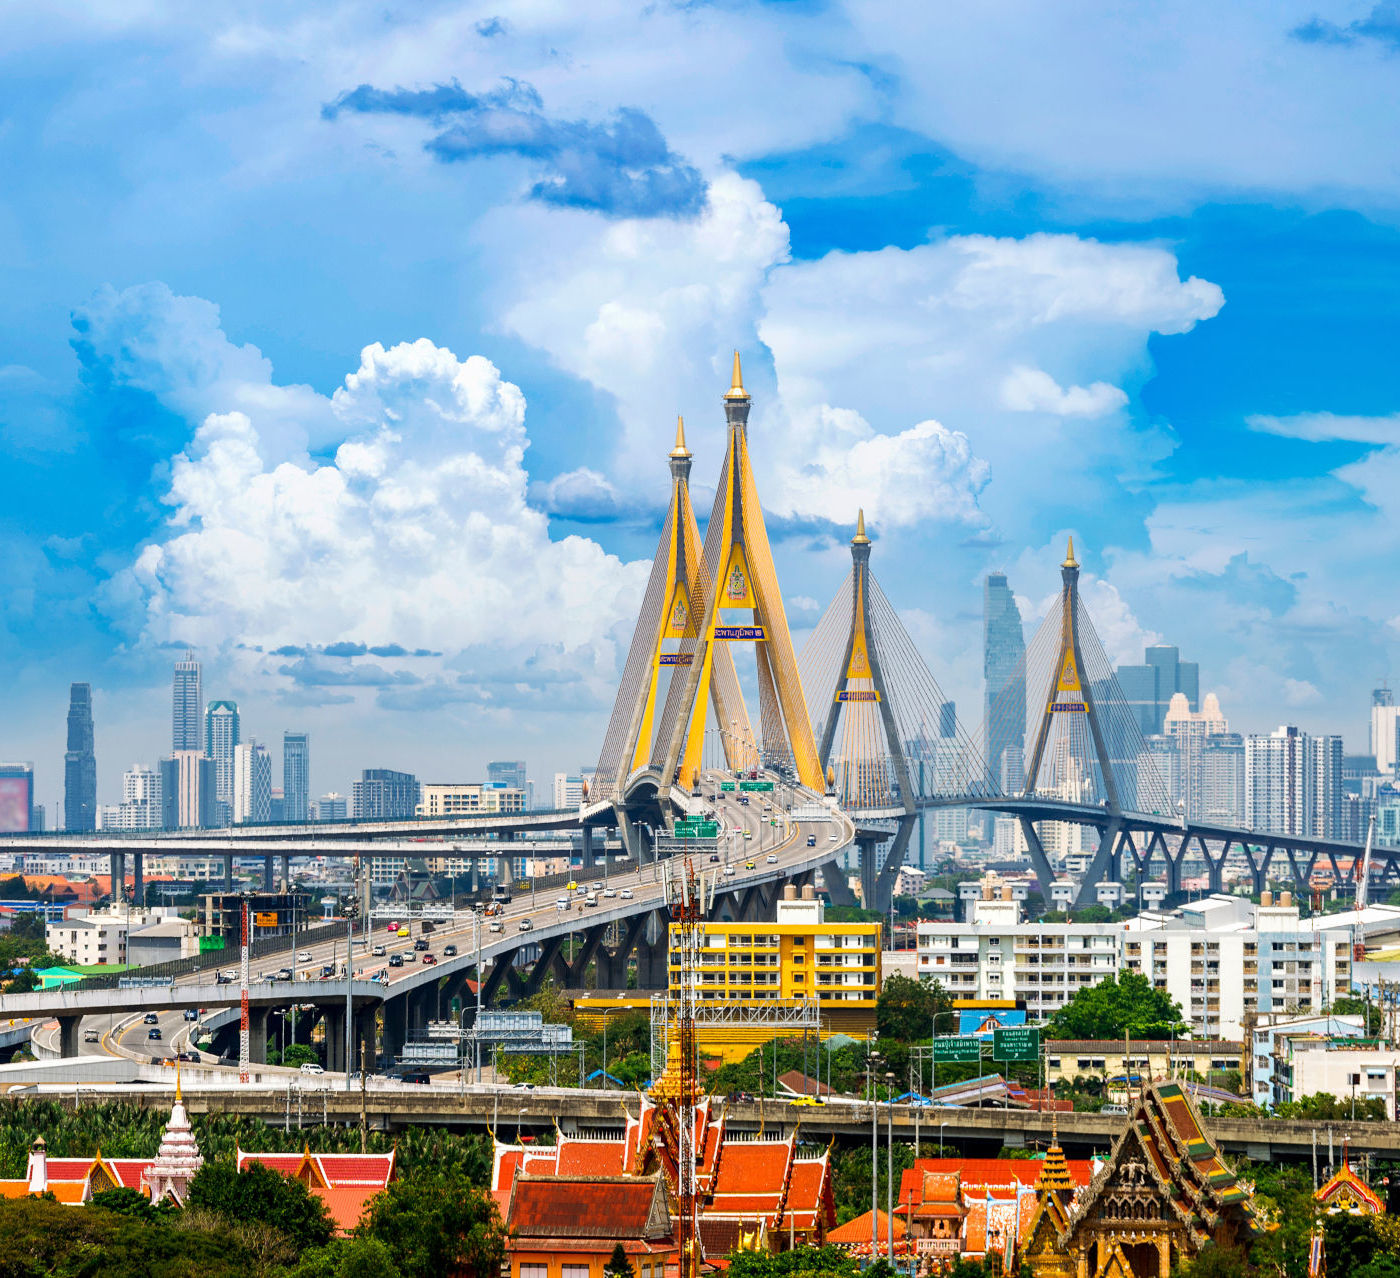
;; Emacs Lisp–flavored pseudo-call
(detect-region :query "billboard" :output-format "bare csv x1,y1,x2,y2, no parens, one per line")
957,1004,1027,1038
0,774,32,833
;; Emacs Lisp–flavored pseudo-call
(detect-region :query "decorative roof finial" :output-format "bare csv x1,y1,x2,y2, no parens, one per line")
852,509,870,546
670,415,690,458
1063,536,1079,569
724,350,749,400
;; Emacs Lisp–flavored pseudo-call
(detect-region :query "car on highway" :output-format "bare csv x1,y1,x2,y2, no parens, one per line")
400,1071,431,1085
709,854,720,862
388,954,404,968
443,944,457,957
177,1051,200,1063
584,894,598,907
300,1062,325,1076
518,919,534,931
766,854,778,863
789,1095,826,1107
413,938,429,951
83,1028,100,1043
372,944,386,956
620,888,634,899
829,833,839,841
397,926,410,938
143,1012,159,1025
319,965,335,980
806,836,817,847
724,865,736,876
603,888,616,898
489,920,504,932
556,897,570,910
386,922,400,932
566,880,578,891
277,967,294,981
147,1028,162,1041
422,953,437,965
744,861,756,869
296,950,313,963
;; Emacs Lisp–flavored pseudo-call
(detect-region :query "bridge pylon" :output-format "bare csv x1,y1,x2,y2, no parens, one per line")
655,354,822,794
801,513,993,911
593,415,752,838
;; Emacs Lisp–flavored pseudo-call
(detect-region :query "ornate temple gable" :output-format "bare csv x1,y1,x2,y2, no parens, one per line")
1316,1162,1384,1215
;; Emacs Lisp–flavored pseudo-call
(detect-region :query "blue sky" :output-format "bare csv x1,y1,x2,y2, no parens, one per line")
3,1,1400,811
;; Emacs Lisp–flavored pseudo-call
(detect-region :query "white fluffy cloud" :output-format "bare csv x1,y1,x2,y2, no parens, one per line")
114,338,646,710
1001,366,1128,418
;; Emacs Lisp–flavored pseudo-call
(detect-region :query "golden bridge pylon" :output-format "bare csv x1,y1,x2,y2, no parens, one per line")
654,354,822,794
593,415,753,835
801,513,995,910
986,538,1173,905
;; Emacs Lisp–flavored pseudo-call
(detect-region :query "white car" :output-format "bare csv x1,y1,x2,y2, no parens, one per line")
299,1062,325,1075
518,919,534,931
296,951,313,963
766,854,778,863
489,921,504,933
724,865,736,876
620,888,634,899
603,888,617,898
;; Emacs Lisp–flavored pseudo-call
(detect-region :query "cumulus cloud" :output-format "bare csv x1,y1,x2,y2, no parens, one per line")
324,79,705,217
1000,366,1128,417
108,336,647,712
1247,411,1400,444
530,467,625,522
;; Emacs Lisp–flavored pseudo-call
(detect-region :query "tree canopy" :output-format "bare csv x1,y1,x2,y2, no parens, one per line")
355,1165,505,1278
1045,972,1185,1041
186,1161,334,1251
876,974,950,1042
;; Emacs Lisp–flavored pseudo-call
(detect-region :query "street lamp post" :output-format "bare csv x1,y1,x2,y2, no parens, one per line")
886,1070,896,1265
867,1048,882,1258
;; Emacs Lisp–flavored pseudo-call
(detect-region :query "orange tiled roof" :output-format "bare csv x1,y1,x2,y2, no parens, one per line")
311,1153,395,1188
556,1138,628,1177
508,1175,668,1241
101,1158,155,1190
312,1185,382,1233
829,1209,905,1244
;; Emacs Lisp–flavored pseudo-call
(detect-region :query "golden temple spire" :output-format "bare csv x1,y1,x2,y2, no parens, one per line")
852,508,870,546
175,1063,182,1104
1062,536,1079,569
724,349,749,400
670,414,690,458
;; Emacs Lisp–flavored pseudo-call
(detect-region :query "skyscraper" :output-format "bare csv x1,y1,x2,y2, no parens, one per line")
1372,686,1399,777
204,701,239,826
1164,691,1230,821
172,651,202,753
63,683,96,832
0,763,34,833
1116,645,1201,737
159,751,217,829
488,760,528,790
233,741,272,824
351,769,419,820
1313,733,1344,840
1246,726,1314,837
282,731,310,823
983,572,1025,793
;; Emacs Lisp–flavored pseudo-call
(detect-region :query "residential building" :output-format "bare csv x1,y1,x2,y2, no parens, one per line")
63,683,96,832
0,763,35,834
204,700,239,826
45,906,162,966
1115,644,1201,738
126,918,200,966
1277,1042,1400,1119
1044,1039,1242,1091
120,765,162,830
1372,685,1399,777
553,772,585,809
351,769,419,820
171,650,202,753
1246,726,1314,836
416,783,527,818
232,741,272,825
159,751,217,829
668,885,881,1038
1201,733,1246,826
1314,733,1344,839
983,572,1025,793
316,793,347,821
1248,1012,1366,1108
282,732,310,823
1163,692,1230,821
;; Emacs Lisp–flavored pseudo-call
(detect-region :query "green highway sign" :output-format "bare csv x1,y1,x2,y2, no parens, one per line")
739,780,775,792
992,1026,1040,1063
932,1036,981,1063
720,782,736,792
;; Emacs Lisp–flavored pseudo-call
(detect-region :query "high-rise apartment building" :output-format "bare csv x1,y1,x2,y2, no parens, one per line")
316,793,348,821
351,769,419,820
553,772,585,809
0,763,34,833
1163,692,1229,821
171,650,202,753
1246,726,1316,836
282,732,310,823
233,742,272,825
204,701,239,826
63,683,97,832
1372,686,1400,777
983,572,1025,792
1200,734,1245,825
417,783,527,817
1116,645,1201,738
159,751,217,829
1313,733,1344,840
112,765,163,830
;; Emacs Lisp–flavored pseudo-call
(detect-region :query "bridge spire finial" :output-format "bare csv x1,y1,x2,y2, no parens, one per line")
724,350,748,401
1062,536,1078,569
670,415,690,459
852,509,870,546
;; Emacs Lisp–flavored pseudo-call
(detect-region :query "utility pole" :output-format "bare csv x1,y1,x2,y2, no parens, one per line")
239,894,251,1085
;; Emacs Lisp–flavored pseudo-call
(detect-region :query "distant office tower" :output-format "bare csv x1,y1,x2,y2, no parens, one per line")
64,683,97,832
938,701,957,739
351,769,419,820
983,572,1025,792
171,650,202,752
233,741,272,824
204,701,239,825
1313,733,1344,840
0,763,34,833
159,751,217,829
1163,692,1230,821
316,793,348,821
488,760,527,789
269,789,285,823
118,765,162,830
1201,733,1246,826
1116,645,1200,738
553,773,585,809
1246,726,1316,837
1141,736,1182,813
1372,686,1399,776
282,732,310,823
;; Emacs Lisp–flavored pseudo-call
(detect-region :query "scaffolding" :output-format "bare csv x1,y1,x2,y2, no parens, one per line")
648,995,822,1084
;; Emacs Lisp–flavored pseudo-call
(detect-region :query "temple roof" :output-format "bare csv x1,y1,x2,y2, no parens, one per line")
1315,1161,1384,1214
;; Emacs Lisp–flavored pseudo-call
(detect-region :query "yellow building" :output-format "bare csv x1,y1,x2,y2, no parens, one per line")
416,783,526,818
1044,1038,1244,1096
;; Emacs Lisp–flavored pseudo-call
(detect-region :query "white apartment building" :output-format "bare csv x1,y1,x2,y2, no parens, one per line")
917,889,1356,1037
1372,696,1400,777
1285,1044,1400,1119
233,741,272,825
1245,726,1343,838
416,783,526,818
552,773,586,809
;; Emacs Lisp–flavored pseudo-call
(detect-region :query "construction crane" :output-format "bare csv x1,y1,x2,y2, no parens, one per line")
1358,813,1378,911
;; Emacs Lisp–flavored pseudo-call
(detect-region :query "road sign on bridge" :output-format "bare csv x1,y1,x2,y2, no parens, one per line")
932,1035,981,1063
992,1026,1040,1063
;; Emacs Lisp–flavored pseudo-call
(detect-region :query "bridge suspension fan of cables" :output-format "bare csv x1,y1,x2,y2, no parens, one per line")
799,512,996,909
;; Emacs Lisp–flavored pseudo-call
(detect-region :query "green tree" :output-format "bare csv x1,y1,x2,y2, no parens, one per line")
1172,1243,1250,1278
605,1242,636,1278
279,1043,321,1070
186,1160,334,1251
726,1244,859,1276
1046,972,1185,1040
876,974,950,1043
284,1236,403,1278
1275,1092,1388,1122
92,1185,176,1221
356,1165,505,1278
1332,996,1384,1037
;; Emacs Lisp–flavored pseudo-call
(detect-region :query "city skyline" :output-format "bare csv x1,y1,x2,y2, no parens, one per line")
4,6,1400,796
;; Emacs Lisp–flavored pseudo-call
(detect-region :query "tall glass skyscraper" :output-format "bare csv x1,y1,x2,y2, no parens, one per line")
983,573,1025,793
64,683,97,832
282,731,310,822
172,651,202,752
204,700,240,825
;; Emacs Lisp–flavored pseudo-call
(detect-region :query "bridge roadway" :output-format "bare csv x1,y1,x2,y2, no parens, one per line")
3,776,855,1065
35,1082,1392,1164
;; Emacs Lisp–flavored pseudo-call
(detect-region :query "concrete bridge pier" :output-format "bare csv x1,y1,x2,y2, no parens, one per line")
856,836,880,910
281,854,291,891
247,1006,270,1064
223,853,234,892
262,856,274,892
355,1009,378,1073
110,851,125,904
821,860,857,907
131,852,144,907
323,1006,349,1073
57,1016,82,1058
